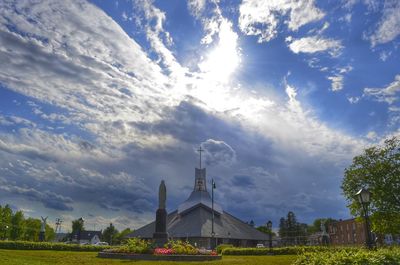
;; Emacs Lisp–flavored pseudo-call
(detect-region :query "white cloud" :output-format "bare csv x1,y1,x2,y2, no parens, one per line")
239,0,324,43
364,75,400,104
347,96,360,104
327,75,344,91
369,1,400,46
288,36,343,57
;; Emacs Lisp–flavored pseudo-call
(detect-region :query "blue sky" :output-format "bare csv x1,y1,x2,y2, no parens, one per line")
0,0,399,232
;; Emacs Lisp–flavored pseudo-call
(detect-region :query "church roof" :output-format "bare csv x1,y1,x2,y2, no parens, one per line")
128,204,268,240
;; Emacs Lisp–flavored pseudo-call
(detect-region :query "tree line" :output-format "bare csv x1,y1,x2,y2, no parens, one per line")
0,204,55,241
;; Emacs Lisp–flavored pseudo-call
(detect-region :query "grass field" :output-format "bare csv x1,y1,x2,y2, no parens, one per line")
0,250,296,265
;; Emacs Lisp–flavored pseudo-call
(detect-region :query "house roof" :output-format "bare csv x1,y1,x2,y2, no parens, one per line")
128,204,268,240
72,230,102,240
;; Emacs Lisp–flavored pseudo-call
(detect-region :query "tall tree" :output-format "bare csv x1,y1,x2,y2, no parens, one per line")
71,219,85,234
102,223,118,245
0,205,12,240
342,137,400,234
23,218,41,241
10,211,25,240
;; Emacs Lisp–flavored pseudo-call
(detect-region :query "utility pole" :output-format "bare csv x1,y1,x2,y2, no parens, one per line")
211,178,216,249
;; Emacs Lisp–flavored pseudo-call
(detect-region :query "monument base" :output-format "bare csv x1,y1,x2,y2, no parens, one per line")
39,231,45,242
153,232,168,247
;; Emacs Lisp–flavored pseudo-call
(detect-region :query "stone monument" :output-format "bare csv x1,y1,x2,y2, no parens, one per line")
153,180,168,247
39,216,47,242
321,221,329,245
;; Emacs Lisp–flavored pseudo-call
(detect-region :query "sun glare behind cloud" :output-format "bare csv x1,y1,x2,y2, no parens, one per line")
198,19,241,83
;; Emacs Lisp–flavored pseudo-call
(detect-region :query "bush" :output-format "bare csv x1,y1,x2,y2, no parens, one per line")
165,240,198,255
216,244,233,254
294,247,400,265
221,246,352,256
0,240,110,251
106,238,152,254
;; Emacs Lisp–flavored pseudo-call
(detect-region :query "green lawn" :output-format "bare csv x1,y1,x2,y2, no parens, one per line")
0,250,296,265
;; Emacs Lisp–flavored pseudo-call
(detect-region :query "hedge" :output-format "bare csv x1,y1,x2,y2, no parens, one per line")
0,241,111,251
294,247,400,265
221,246,354,256
216,244,233,254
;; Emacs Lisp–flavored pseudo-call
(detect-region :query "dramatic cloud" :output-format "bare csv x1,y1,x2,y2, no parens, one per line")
239,0,324,42
201,139,236,166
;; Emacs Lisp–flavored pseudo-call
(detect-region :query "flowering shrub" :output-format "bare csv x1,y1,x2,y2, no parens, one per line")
165,240,198,255
154,248,175,255
105,238,152,254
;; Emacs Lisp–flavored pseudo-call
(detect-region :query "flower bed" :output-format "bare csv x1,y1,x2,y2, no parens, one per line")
98,239,221,261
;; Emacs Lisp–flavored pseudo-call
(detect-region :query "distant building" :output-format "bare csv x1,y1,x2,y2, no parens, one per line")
328,218,366,245
328,218,400,246
127,162,268,248
71,230,102,245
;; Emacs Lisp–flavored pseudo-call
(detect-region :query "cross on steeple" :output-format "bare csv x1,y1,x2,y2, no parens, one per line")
197,146,204,169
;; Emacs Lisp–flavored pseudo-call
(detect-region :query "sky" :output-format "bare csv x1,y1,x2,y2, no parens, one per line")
0,0,399,232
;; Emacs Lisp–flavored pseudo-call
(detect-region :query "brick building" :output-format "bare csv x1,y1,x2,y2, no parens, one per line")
328,218,367,245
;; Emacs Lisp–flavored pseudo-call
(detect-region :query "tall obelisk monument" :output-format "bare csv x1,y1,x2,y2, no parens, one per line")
153,180,168,246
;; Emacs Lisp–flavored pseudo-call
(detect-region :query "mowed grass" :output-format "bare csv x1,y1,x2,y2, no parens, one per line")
0,250,296,265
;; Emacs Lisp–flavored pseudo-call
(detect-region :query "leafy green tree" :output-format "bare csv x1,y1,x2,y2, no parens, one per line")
0,204,12,240
102,223,118,245
342,137,400,234
114,228,132,245
45,224,55,241
71,219,85,234
23,218,41,241
10,210,25,240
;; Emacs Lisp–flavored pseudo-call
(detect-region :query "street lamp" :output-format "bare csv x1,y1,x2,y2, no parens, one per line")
3,225,8,240
355,188,373,249
267,221,273,251
211,178,216,249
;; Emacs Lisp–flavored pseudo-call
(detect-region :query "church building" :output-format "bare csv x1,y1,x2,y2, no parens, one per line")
128,151,268,248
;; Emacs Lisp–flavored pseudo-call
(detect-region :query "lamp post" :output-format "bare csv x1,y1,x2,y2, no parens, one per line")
3,225,8,240
355,188,373,249
267,220,273,251
211,178,216,249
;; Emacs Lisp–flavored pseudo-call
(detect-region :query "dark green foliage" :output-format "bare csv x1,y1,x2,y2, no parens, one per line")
342,137,400,235
113,228,132,245
0,204,55,241
221,246,335,255
0,240,110,251
102,223,118,245
294,247,400,265
71,219,85,234
279,212,309,245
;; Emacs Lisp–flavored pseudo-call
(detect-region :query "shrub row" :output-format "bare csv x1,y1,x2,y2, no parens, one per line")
294,247,400,265
0,240,110,252
221,246,355,256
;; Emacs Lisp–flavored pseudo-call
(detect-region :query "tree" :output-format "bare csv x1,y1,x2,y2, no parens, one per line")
23,218,41,241
0,204,12,240
102,223,118,245
71,219,85,234
342,137,400,234
308,218,337,234
114,228,132,245
10,211,25,240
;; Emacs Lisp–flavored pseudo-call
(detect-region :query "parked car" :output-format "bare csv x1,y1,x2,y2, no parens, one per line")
256,243,265,248
94,242,109,246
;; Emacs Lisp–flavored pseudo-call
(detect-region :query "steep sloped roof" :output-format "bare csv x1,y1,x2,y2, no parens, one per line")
128,205,268,241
